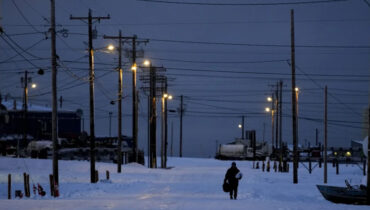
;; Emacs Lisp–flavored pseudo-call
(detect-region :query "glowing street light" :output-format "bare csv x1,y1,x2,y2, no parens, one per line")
31,83,37,89
131,63,137,71
107,44,115,51
238,124,242,128
265,107,271,112
143,60,151,67
267,97,272,102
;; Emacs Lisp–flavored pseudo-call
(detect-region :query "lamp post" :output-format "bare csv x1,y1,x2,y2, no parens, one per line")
161,93,172,168
267,96,275,149
131,63,138,162
295,87,300,145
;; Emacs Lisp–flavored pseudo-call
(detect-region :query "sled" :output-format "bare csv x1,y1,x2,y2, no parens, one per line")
316,183,368,205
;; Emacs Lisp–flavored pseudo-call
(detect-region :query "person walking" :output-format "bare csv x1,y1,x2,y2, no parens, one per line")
224,162,242,200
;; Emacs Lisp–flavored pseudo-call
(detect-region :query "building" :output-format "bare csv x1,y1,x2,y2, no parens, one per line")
0,98,81,154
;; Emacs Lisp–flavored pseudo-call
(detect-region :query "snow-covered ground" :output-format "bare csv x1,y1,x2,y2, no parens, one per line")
0,157,367,210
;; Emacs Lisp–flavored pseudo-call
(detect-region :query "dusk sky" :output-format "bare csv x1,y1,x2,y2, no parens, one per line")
0,0,369,157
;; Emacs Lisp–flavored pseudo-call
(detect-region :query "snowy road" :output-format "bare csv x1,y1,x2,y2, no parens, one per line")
0,157,367,210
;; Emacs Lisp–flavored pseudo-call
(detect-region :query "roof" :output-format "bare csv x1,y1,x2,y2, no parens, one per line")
0,100,76,113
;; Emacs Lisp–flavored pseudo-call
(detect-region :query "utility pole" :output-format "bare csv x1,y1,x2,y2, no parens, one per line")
271,95,275,149
50,0,59,193
21,70,30,158
149,65,157,168
290,9,298,184
124,35,148,163
324,86,328,183
70,9,110,183
147,95,151,168
132,35,138,163
161,84,165,168
164,80,169,168
103,31,123,173
275,85,279,150
279,80,283,163
367,107,369,203
179,95,184,157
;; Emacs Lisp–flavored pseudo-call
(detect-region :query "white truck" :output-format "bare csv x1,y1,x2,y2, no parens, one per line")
216,138,272,160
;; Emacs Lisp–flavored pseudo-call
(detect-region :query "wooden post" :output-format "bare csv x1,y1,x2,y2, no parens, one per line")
8,174,11,199
26,174,30,197
49,174,54,196
106,170,110,180
23,173,27,197
336,160,339,175
262,161,265,172
309,158,312,174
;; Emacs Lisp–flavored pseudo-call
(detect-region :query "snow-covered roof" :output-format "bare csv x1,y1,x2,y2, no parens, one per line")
1,100,75,112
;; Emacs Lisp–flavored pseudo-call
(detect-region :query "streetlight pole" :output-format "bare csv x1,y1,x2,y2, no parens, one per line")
70,9,110,183
51,0,59,192
103,30,123,173
290,9,298,184
131,35,140,163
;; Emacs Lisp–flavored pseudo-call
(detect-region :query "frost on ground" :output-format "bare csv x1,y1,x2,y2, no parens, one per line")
0,157,367,210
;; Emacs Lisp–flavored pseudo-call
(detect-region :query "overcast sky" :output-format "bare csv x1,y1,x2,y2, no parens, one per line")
0,0,369,157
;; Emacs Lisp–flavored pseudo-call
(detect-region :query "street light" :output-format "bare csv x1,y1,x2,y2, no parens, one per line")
161,93,173,168
238,124,242,128
143,60,151,67
267,97,272,102
31,83,37,89
107,44,115,51
265,107,270,112
131,63,137,71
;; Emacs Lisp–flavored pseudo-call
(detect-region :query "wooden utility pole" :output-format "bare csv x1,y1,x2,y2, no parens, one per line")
275,85,279,149
161,82,165,168
21,70,29,158
125,35,148,163
132,35,138,163
180,95,184,157
324,86,328,184
367,107,369,203
290,9,298,184
103,30,123,173
50,0,59,193
149,65,157,168
70,9,110,183
279,80,283,164
164,81,169,168
271,95,275,149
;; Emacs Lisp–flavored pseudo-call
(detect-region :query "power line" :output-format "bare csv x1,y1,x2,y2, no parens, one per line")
147,37,370,49
137,0,348,6
165,66,369,78
148,57,288,64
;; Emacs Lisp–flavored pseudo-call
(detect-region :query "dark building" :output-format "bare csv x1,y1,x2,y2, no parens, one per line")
0,100,82,141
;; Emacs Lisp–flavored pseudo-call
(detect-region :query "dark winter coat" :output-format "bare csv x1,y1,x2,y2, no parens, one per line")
224,166,240,187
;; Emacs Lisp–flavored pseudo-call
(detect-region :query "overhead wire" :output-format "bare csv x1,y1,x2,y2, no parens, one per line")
137,0,348,6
